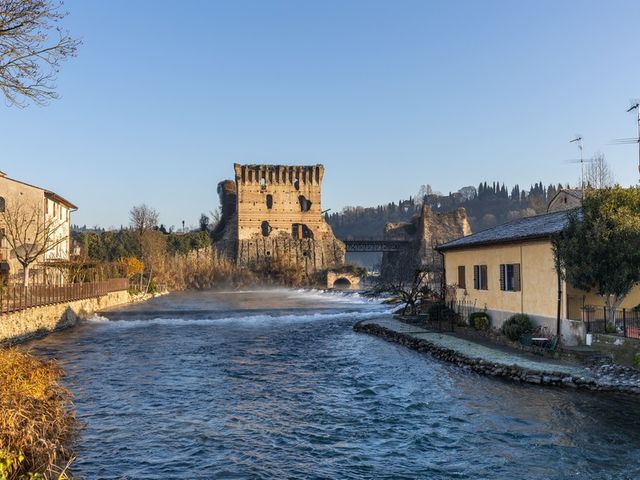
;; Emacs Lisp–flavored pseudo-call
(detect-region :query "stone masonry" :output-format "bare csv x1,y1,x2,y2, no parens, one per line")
214,164,345,275
381,204,471,279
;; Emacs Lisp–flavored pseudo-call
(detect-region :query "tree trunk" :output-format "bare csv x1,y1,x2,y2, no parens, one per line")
22,265,30,287
603,294,625,330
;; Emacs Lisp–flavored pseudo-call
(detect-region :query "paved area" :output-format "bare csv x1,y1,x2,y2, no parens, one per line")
362,317,592,378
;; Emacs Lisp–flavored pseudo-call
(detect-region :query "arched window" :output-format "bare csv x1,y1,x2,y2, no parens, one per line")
0,197,5,212
266,194,273,209
294,178,300,191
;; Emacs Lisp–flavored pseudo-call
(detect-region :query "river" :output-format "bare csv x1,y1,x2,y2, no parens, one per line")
30,289,640,479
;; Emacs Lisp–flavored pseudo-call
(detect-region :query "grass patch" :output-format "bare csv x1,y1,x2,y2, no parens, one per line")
0,348,77,480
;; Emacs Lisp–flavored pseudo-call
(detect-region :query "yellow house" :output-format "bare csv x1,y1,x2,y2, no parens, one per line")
438,209,640,345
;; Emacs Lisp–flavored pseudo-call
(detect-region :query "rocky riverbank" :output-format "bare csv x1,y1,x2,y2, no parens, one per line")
354,318,640,395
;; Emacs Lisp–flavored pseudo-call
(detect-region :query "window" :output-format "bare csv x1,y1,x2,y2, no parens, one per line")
294,178,300,191
266,194,273,209
0,197,4,212
261,221,272,237
473,265,488,290
457,266,466,289
292,223,314,239
500,263,521,292
260,177,267,190
298,195,312,212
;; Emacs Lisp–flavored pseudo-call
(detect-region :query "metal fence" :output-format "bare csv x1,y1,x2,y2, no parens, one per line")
582,307,640,339
0,278,129,315
449,299,482,324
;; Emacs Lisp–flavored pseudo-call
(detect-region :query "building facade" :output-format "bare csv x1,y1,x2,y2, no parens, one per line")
438,209,640,345
214,164,345,275
0,172,76,284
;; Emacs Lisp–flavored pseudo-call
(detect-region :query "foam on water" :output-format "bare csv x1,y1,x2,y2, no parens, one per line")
85,307,393,329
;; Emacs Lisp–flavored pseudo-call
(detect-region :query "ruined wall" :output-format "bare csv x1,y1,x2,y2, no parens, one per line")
214,164,345,275
381,205,471,279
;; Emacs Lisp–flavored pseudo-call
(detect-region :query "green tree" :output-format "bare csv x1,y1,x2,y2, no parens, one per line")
553,187,640,327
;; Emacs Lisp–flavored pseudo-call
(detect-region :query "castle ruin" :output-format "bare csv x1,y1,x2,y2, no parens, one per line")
381,205,471,280
213,164,345,275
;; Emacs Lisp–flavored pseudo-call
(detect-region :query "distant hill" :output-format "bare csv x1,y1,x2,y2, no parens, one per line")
327,181,569,239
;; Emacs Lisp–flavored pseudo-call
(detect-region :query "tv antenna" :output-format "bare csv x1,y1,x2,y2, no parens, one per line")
611,101,640,178
569,136,585,192
627,102,640,176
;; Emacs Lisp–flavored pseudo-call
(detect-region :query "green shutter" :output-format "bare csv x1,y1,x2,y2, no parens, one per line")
513,263,521,291
481,265,488,290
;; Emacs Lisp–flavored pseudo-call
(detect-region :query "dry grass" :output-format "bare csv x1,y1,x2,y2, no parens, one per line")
157,248,258,290
0,348,77,480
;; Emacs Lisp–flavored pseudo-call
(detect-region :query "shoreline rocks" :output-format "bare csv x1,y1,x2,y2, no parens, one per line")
354,320,640,396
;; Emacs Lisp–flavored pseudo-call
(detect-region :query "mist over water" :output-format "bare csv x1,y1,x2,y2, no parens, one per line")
30,289,640,479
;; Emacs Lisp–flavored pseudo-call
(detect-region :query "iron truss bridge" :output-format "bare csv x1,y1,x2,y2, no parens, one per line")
342,239,413,252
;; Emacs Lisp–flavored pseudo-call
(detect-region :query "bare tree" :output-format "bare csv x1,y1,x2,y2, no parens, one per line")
0,0,80,106
458,186,477,201
1,201,68,285
379,270,430,316
140,229,166,292
129,204,159,238
584,153,615,189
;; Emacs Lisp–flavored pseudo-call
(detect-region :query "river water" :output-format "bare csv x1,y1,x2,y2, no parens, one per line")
30,289,640,480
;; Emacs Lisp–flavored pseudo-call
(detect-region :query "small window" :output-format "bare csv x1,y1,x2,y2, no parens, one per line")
298,195,312,212
292,223,314,239
0,196,5,213
500,263,521,292
266,194,273,209
457,266,466,289
294,178,300,191
261,221,272,237
260,177,267,190
473,265,488,290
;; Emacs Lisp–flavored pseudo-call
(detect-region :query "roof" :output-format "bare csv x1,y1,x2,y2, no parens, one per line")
44,191,78,210
437,209,580,251
0,173,77,210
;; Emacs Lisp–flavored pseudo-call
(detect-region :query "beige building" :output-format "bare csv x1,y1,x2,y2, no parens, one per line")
547,189,582,213
438,208,640,345
214,164,345,274
0,171,77,284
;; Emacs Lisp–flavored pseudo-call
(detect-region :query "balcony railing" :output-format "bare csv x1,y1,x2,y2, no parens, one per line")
0,278,129,315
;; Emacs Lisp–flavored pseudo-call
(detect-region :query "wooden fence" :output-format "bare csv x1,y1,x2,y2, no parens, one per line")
0,278,129,315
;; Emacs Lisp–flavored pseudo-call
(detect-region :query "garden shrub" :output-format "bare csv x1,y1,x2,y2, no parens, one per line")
633,353,640,369
501,314,533,341
469,312,490,331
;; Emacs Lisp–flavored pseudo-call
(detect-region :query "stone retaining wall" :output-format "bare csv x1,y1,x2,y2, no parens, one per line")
354,320,640,395
0,290,132,345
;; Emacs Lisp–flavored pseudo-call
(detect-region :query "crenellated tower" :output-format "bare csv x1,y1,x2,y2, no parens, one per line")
215,164,345,274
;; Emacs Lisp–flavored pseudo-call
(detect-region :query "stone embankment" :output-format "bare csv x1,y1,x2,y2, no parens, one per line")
0,290,145,345
354,318,640,395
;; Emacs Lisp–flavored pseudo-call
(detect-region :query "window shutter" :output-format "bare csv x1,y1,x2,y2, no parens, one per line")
473,265,479,289
499,264,505,291
482,265,488,290
458,266,466,289
513,263,521,291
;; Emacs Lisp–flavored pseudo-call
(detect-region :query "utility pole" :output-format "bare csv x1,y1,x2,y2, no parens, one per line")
626,103,640,177
570,136,584,193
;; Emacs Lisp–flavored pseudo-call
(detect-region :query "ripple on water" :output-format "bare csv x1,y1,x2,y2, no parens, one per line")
27,290,640,480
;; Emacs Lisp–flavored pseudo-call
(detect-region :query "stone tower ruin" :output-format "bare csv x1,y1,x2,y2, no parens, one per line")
213,164,345,275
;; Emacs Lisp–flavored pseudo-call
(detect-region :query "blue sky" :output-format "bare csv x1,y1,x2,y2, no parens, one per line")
2,0,640,228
